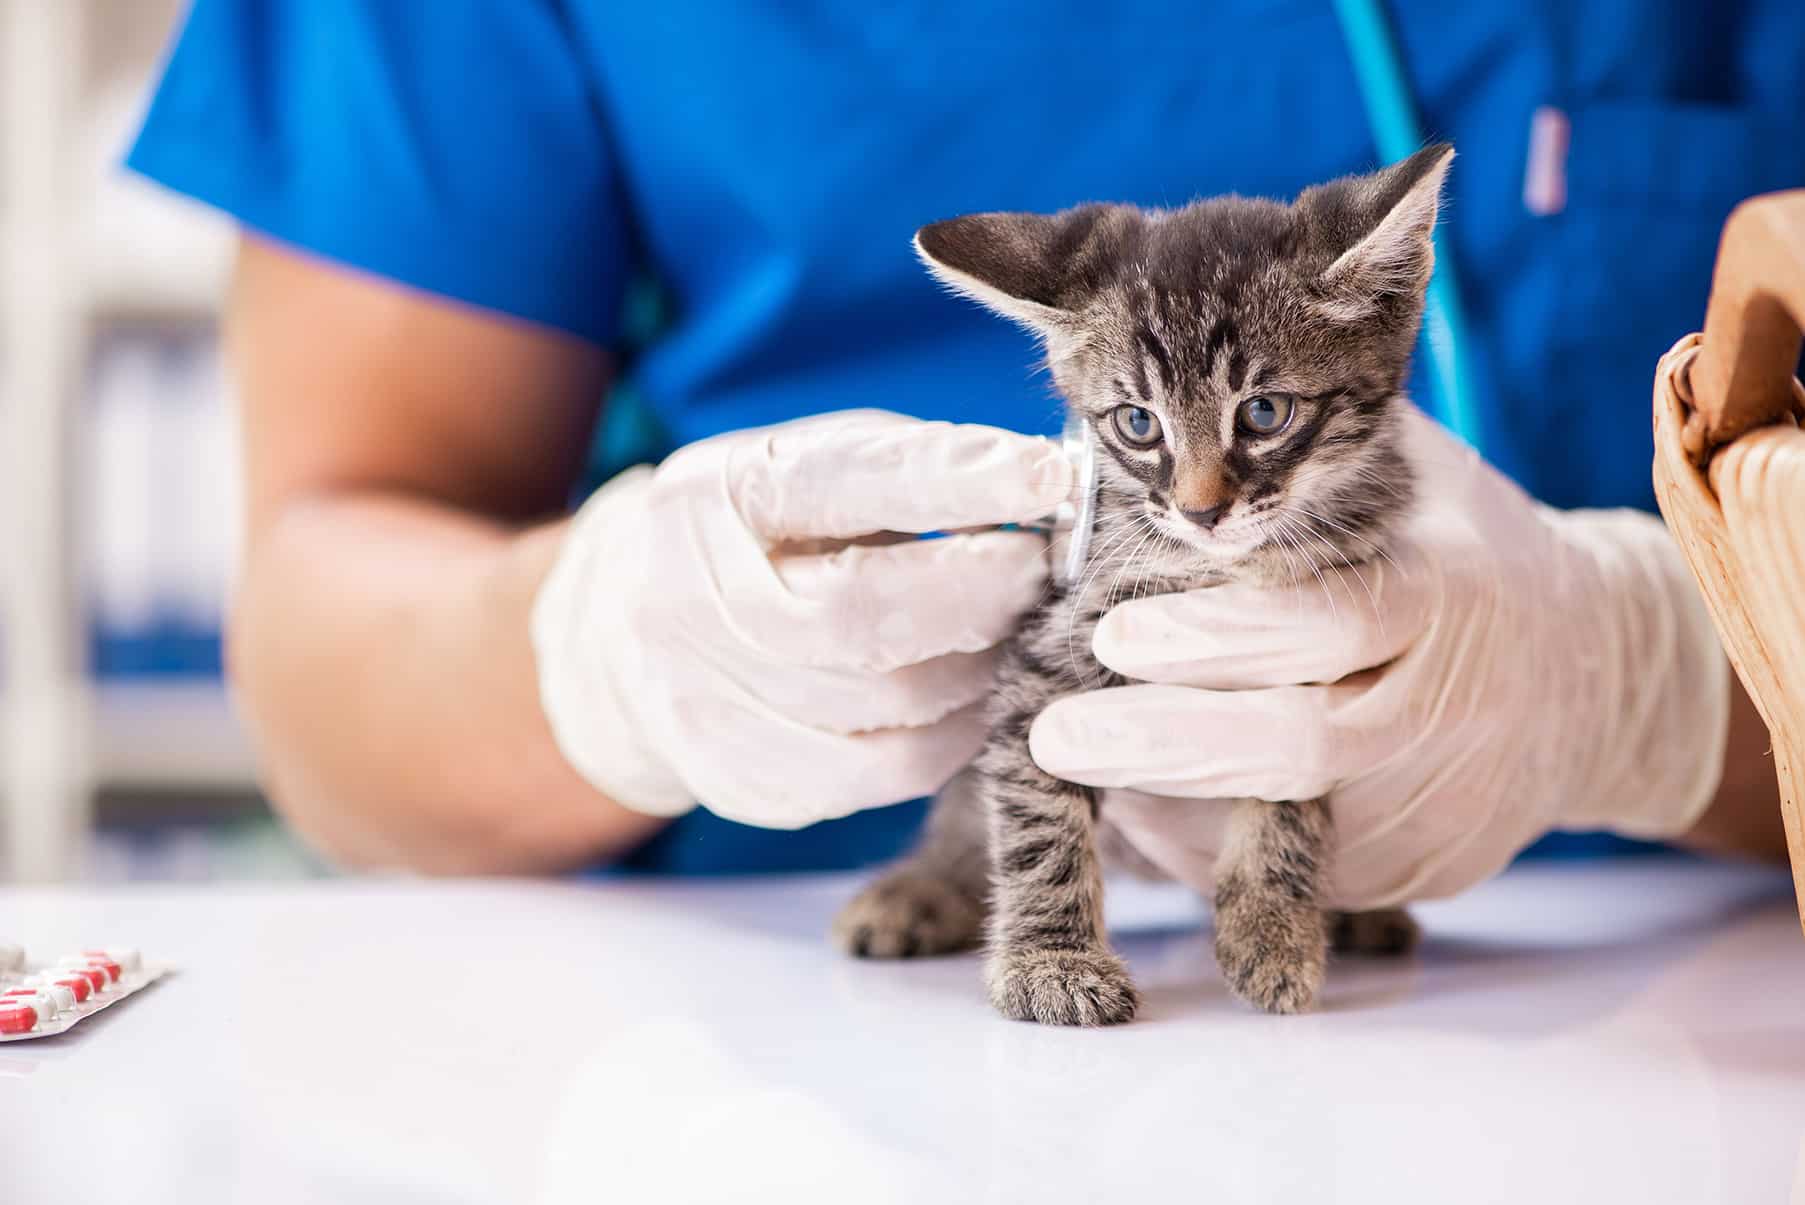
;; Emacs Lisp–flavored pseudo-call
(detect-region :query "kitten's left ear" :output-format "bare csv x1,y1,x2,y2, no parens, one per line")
1316,143,1454,298
913,205,1115,342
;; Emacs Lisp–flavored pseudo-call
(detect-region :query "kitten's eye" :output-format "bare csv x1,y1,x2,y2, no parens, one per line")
1111,405,1163,447
1236,394,1295,437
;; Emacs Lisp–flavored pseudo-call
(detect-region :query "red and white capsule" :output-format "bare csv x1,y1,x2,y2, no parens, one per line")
84,948,141,975
56,959,113,990
23,979,77,1012
0,1002,38,1034
0,988,58,1024
38,973,91,1003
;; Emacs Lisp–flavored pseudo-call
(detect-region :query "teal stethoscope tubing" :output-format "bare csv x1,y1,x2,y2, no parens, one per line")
1330,0,1483,452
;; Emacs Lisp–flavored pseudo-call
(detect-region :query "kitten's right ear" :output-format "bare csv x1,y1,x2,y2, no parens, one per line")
1316,143,1454,299
914,206,1108,341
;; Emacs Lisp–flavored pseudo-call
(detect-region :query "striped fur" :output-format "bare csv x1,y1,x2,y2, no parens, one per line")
834,148,1452,1021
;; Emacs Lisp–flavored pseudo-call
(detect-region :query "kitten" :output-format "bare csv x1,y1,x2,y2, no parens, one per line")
833,145,1449,1023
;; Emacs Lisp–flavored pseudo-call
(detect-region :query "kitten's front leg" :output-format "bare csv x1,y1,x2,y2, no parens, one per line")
979,663,1138,1027
1214,797,1332,1014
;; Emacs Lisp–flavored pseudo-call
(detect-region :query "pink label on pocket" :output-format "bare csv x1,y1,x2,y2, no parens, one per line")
1523,106,1570,217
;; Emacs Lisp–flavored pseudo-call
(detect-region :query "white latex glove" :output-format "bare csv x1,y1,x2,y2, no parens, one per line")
532,410,1073,829
1029,407,1730,908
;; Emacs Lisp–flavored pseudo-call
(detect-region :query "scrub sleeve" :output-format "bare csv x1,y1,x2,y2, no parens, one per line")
127,0,631,344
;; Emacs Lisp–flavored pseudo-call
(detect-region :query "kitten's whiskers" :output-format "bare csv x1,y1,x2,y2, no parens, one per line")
1294,497,1402,574
1064,511,1157,686
1282,508,1383,626
1269,512,1344,630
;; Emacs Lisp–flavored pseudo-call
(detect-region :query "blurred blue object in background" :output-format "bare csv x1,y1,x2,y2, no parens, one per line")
84,328,234,682
584,273,678,490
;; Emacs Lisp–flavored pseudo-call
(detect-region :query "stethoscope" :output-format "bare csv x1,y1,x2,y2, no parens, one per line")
1055,0,1478,585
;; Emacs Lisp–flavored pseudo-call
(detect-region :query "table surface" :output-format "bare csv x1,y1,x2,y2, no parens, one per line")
2,858,1801,1205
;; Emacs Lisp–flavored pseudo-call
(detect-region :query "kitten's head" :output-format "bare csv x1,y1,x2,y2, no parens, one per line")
915,144,1448,585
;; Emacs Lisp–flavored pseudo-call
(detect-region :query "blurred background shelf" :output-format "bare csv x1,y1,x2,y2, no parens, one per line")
3,0,261,882
76,74,235,317
0,681,254,792
92,681,255,789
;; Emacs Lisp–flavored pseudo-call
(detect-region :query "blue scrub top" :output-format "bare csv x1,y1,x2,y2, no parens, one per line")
131,0,1805,874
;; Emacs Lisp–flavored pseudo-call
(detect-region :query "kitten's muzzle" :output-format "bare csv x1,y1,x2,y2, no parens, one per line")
1180,504,1228,531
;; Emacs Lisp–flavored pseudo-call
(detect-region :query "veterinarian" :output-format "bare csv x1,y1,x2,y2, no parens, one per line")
128,2,1800,893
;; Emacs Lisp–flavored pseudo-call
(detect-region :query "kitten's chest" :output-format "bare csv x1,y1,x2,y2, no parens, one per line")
1016,567,1205,690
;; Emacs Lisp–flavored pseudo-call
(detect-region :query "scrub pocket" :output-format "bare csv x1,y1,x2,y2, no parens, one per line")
1541,100,1799,510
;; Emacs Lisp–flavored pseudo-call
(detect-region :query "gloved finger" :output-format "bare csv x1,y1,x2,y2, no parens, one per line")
1090,543,1435,688
678,702,990,830
1027,681,1401,801
758,647,1003,734
725,411,1074,542
766,529,1050,670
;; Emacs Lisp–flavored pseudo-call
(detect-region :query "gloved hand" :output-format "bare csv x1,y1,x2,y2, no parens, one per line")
532,410,1072,829
1029,407,1731,907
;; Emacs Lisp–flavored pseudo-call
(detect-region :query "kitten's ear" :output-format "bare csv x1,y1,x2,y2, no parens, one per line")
1315,143,1453,299
914,206,1110,340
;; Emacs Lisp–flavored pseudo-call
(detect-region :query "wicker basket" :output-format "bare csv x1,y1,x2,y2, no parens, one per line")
1651,191,1805,932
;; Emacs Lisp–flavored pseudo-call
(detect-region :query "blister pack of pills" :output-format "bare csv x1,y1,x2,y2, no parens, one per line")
0,943,170,1042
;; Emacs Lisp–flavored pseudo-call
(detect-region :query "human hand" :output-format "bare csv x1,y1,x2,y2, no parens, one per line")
532,410,1072,828
1030,408,1730,906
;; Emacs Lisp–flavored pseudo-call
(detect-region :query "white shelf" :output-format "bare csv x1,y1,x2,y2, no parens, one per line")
3,0,91,882
93,681,257,790
0,681,254,794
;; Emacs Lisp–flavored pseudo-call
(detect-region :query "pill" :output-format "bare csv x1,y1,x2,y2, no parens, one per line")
85,948,141,975
56,962,108,992
22,980,76,1012
31,981,76,1010
60,953,114,973
0,944,22,973
0,990,57,1024
44,975,90,1003
0,1003,37,1034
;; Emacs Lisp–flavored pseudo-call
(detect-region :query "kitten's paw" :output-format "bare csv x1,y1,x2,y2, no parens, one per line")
986,947,1139,1026
1329,907,1420,956
1215,887,1328,1015
832,872,984,959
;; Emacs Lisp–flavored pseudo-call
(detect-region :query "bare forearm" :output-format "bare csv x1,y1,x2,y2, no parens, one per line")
1676,668,1789,864
230,492,665,873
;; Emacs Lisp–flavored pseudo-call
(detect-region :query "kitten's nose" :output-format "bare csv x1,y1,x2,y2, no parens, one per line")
1180,504,1228,530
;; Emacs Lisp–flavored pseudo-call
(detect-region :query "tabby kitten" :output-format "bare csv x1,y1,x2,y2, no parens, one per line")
833,146,1450,1023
